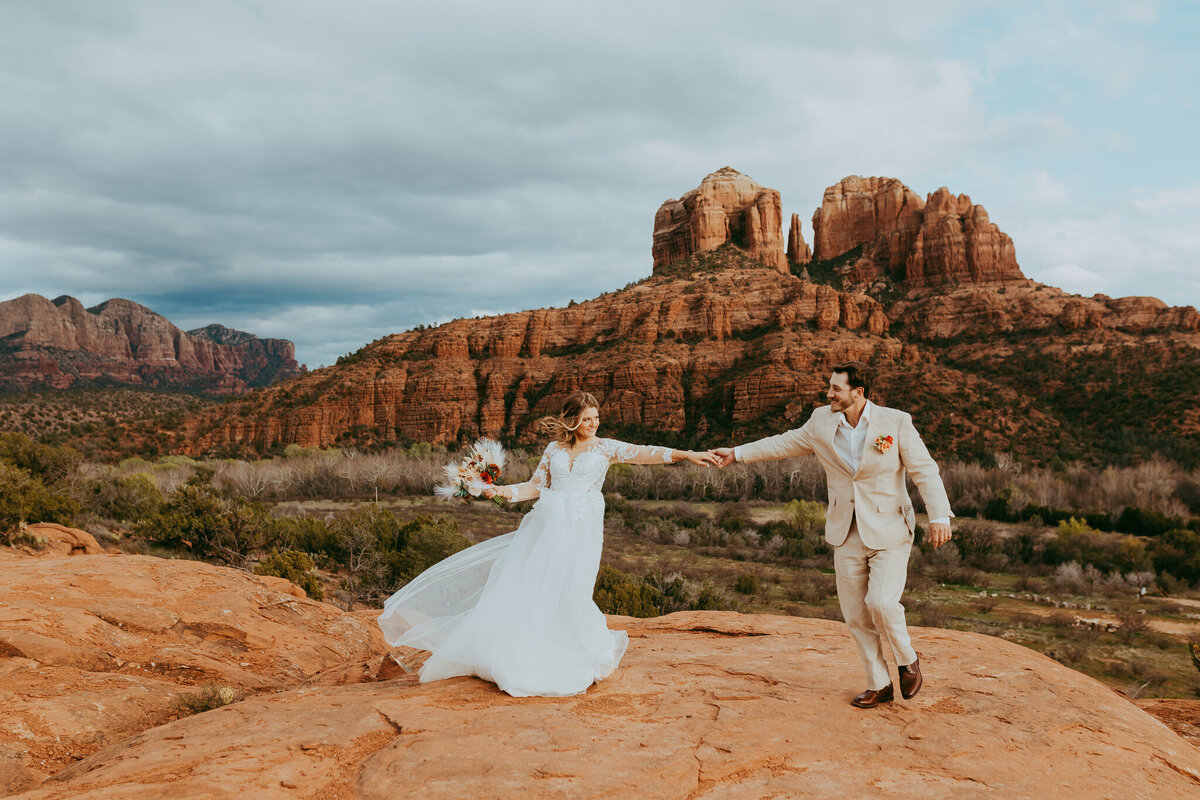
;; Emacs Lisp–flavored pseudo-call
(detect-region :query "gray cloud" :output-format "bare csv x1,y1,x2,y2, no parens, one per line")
1,1,1196,367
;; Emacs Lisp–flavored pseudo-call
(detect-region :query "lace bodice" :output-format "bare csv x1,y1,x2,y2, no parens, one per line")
504,439,672,501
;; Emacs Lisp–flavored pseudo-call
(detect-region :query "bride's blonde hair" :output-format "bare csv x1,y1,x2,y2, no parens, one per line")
537,391,600,447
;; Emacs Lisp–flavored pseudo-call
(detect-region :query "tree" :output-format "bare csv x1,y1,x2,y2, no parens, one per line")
254,550,325,599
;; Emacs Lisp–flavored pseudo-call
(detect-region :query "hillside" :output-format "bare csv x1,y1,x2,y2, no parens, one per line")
183,169,1200,466
0,294,303,396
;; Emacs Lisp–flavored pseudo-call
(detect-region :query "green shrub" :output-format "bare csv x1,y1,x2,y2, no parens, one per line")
390,515,470,583
275,516,344,561
254,549,325,599
134,482,276,562
1150,527,1200,583
594,565,661,617
1056,517,1091,536
733,573,761,595
0,462,79,533
1116,506,1177,537
690,585,736,611
716,504,751,533
984,486,1017,522
0,432,81,483
84,473,163,522
783,499,826,539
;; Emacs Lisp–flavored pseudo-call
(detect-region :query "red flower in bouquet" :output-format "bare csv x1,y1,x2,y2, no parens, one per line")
434,438,507,505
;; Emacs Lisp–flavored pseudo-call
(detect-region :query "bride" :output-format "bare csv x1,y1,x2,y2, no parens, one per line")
377,391,717,697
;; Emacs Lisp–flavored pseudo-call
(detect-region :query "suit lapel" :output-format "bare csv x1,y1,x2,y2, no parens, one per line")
857,407,880,479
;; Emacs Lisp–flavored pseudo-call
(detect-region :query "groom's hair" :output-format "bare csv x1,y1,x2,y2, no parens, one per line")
831,361,874,398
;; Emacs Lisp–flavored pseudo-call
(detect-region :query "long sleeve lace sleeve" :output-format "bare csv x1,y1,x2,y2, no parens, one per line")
601,438,673,465
501,443,553,502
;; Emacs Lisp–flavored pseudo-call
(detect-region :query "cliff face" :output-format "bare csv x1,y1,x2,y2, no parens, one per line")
811,176,1025,288
189,245,893,452
0,294,303,395
652,167,788,273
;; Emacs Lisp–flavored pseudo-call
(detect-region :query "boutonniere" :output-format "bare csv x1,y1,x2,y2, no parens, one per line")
873,435,894,454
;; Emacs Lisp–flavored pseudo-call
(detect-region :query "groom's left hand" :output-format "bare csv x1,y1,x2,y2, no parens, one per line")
927,522,952,548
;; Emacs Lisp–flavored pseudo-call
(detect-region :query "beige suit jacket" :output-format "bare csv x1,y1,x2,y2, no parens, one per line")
738,404,952,550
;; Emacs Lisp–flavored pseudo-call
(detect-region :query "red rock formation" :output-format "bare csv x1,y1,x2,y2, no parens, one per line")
889,284,1200,341
187,246,895,453
811,176,1024,287
21,523,105,556
7,567,1199,800
173,170,1200,465
786,213,812,264
652,168,788,273
906,188,1022,287
0,549,387,794
0,294,303,395
811,176,923,278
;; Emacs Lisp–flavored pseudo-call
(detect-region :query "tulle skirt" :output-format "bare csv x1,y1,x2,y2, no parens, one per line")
377,488,628,697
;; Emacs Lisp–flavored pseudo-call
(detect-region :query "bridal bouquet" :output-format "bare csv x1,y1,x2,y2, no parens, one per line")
434,438,507,505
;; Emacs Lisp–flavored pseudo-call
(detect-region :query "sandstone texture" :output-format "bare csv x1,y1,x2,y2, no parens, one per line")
3,566,1197,800
19,525,105,557
0,294,302,395
0,550,388,794
811,176,1025,287
653,168,788,273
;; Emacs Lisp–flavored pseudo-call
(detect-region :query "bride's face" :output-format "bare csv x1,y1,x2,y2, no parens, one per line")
575,406,600,440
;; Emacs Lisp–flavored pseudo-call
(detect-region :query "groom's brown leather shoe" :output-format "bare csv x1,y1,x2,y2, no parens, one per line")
851,683,894,708
899,657,923,699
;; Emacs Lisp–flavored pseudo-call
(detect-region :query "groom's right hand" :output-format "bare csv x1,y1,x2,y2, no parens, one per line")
710,447,735,468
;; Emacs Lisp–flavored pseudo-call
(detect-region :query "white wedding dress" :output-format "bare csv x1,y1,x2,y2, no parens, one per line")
377,438,673,697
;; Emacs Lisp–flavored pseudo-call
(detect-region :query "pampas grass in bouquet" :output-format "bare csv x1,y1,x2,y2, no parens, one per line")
434,438,507,505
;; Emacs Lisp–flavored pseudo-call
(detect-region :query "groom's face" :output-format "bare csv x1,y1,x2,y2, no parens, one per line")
827,372,863,412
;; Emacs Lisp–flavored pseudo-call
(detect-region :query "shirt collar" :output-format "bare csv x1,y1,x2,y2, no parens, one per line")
835,399,873,429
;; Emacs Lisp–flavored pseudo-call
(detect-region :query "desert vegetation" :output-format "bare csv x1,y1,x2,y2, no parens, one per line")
4,430,1200,697
0,388,211,460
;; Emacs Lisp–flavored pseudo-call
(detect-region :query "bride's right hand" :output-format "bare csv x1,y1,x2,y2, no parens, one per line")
481,487,497,499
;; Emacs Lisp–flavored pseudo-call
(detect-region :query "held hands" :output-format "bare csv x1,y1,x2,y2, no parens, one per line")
681,450,721,467
927,522,952,549
709,447,735,468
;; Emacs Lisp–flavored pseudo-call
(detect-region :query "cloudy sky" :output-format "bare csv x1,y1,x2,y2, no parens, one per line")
1,1,1197,367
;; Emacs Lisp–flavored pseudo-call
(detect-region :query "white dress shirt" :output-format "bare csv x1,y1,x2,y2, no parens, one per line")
833,399,873,473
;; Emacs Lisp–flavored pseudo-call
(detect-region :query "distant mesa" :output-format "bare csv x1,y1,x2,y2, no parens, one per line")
0,293,303,395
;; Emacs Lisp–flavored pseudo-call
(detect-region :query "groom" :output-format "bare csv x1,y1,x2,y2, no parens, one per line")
712,362,953,708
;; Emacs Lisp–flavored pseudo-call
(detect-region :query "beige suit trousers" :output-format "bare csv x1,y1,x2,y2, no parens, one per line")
834,518,917,690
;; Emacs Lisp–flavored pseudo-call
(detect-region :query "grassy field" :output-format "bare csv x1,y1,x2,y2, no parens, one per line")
286,495,1200,700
